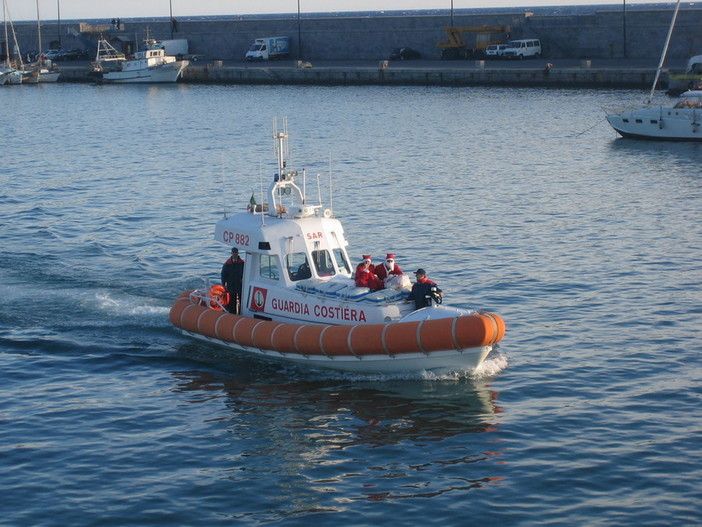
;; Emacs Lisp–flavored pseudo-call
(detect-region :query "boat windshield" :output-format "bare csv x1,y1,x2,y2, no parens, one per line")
286,252,311,281
312,250,336,277
332,248,351,276
260,254,280,281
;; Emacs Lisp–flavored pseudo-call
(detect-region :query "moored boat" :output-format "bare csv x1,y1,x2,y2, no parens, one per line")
666,54,702,96
605,90,702,141
170,120,506,373
92,37,188,84
604,0,702,141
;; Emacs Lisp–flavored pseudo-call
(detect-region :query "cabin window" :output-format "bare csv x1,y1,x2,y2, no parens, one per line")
312,250,336,277
259,254,280,281
332,248,352,276
286,252,311,281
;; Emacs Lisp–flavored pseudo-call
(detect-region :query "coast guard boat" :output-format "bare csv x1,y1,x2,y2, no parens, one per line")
170,120,505,373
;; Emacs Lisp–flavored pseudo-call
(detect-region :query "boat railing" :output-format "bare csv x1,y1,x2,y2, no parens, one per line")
602,104,649,115
188,288,228,311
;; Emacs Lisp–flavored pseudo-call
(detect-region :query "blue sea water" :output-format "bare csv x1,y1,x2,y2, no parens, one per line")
1,83,700,526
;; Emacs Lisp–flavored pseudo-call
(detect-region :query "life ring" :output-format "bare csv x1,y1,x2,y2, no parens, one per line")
208,284,230,310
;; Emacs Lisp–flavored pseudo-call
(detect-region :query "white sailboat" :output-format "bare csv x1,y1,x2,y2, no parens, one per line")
27,0,61,82
1,0,18,84
605,0,702,142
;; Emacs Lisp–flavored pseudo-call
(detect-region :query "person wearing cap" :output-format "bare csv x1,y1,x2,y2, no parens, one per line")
354,255,383,291
221,247,245,313
405,268,443,310
374,253,404,284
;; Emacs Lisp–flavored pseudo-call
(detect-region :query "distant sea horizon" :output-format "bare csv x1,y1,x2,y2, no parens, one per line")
14,2,700,24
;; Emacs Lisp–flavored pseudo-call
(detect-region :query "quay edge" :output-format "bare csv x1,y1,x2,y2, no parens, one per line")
57,61,666,89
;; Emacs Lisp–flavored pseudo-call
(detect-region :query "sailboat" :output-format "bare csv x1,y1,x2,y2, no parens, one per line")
1,0,23,84
27,0,60,82
605,0,702,142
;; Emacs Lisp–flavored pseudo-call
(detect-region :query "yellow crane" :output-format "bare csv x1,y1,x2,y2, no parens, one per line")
438,26,511,59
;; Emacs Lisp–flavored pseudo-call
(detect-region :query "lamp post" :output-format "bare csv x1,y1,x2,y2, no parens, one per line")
297,0,302,60
450,0,454,27
622,0,627,58
57,0,61,47
170,0,174,39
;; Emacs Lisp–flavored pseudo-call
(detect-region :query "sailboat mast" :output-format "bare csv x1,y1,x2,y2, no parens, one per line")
647,0,682,105
3,0,8,67
36,0,42,53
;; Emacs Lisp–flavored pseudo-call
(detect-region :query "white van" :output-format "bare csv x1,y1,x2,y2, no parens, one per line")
485,44,507,58
503,39,542,59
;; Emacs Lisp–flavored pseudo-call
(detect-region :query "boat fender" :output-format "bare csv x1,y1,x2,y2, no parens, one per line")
208,285,230,311
170,291,506,357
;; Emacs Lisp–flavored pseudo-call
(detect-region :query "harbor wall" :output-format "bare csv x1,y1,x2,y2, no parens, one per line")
5,7,702,62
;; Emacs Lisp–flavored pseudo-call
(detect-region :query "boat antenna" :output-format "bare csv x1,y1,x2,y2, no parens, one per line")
328,152,334,215
647,0,682,106
258,160,266,225
221,152,228,219
302,167,307,203
316,173,323,207
273,117,289,180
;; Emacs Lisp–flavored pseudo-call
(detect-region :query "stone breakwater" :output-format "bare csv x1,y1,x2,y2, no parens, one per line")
57,59,674,89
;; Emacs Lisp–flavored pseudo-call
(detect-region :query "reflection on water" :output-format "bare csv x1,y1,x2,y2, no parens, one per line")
169,367,505,509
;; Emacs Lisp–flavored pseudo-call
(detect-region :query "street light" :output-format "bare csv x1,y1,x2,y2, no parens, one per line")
57,0,61,47
622,0,627,58
297,0,302,60
170,0,174,39
450,0,454,27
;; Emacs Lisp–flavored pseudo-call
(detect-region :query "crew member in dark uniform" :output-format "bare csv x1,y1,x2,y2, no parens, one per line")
405,268,444,310
221,247,244,314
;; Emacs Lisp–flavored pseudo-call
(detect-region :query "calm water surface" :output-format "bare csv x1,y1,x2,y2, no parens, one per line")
1,83,700,526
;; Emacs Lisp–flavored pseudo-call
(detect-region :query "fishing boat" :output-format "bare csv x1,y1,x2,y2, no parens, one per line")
605,0,702,141
170,120,506,373
666,54,702,96
92,37,188,84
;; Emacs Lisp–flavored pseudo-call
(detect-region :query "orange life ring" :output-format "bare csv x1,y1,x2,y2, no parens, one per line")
208,285,230,311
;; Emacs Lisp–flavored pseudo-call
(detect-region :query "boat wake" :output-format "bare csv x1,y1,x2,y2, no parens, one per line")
95,292,170,319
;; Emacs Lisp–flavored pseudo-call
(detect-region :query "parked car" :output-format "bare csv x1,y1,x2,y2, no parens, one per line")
389,47,421,60
36,49,61,61
56,49,89,61
485,44,507,58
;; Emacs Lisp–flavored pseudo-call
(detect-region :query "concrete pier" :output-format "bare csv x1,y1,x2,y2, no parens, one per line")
57,58,677,89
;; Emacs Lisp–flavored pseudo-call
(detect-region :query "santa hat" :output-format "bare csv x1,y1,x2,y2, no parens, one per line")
385,253,395,260
362,255,372,262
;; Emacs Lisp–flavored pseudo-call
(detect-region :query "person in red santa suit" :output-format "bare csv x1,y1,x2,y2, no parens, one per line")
374,253,404,284
354,255,384,290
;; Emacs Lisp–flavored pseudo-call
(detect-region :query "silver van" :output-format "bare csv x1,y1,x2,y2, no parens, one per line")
503,39,542,59
485,44,507,58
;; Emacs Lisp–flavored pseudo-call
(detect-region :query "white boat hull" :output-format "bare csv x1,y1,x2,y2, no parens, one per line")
102,60,188,84
170,291,505,374
607,106,702,141
38,70,60,83
183,329,494,373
